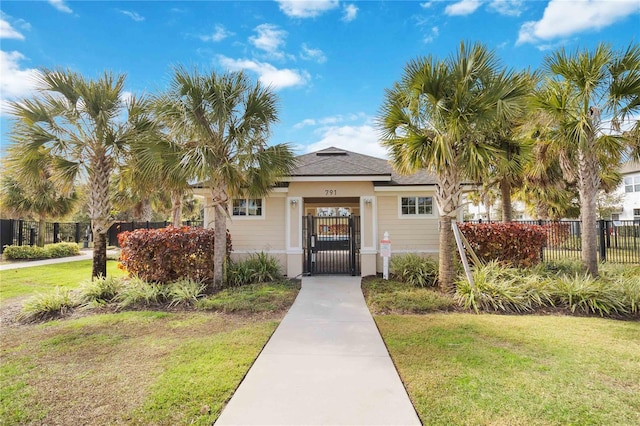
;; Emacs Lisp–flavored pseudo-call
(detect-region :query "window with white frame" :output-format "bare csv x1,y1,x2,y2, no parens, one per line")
624,175,640,193
401,196,433,216
634,209,640,221
232,198,263,216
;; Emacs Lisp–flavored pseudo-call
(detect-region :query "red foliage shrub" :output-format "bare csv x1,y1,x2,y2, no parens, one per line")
117,226,232,283
458,223,546,267
543,222,571,248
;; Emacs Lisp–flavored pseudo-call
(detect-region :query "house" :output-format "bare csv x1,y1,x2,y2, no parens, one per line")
613,160,640,221
194,147,441,278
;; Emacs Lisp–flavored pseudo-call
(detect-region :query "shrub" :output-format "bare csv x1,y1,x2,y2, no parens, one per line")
226,253,282,287
549,274,628,316
390,253,438,287
2,243,79,260
77,276,124,305
19,288,79,321
167,279,207,307
118,226,232,284
458,223,546,267
116,277,167,308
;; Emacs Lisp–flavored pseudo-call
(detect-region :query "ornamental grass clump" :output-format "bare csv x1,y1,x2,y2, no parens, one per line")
226,252,282,287
116,276,167,308
167,279,207,307
549,274,628,316
19,288,79,321
77,276,124,306
390,253,438,287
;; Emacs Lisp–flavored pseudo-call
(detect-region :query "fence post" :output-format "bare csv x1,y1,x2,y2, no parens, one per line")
75,223,81,243
29,227,36,246
18,220,23,246
53,222,60,243
598,219,606,262
538,219,544,262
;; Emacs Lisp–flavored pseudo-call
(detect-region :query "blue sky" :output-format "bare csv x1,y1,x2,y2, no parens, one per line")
1,0,639,158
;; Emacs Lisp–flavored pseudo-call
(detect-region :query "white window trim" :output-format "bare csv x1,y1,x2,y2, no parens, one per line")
230,197,266,220
397,195,436,219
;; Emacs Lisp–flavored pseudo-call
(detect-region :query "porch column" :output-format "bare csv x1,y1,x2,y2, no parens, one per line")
360,196,377,276
286,197,303,278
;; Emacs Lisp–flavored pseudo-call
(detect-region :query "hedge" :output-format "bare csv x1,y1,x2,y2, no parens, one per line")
2,242,80,260
118,226,232,284
458,222,546,267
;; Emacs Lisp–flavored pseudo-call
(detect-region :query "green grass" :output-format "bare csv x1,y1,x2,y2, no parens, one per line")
362,278,454,314
0,311,280,425
0,260,125,305
197,280,300,313
376,314,640,425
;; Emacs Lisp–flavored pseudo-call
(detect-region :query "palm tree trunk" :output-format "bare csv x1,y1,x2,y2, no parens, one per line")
171,191,183,227
578,148,600,277
140,198,153,222
211,187,229,291
37,215,46,247
434,169,462,292
500,179,512,222
89,153,113,279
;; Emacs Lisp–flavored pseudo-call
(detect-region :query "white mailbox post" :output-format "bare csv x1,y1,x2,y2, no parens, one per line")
380,231,391,280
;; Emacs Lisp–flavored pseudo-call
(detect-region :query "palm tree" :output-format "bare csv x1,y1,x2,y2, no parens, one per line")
7,69,155,278
154,67,297,289
1,148,78,246
379,42,530,290
532,43,640,277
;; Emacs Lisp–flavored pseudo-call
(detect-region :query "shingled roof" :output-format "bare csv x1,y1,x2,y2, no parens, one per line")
289,147,437,186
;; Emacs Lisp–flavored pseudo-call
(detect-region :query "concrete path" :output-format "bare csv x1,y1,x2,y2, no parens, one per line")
215,276,421,426
0,249,120,271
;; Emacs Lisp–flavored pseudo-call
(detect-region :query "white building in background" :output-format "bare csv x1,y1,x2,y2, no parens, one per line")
462,196,532,221
614,161,640,221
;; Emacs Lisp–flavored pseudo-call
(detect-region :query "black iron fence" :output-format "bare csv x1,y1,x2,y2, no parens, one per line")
464,219,640,264
0,219,204,253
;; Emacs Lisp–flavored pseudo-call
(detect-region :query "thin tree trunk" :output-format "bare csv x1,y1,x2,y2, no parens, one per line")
139,198,153,222
500,179,512,222
171,191,183,227
37,215,46,247
89,152,113,279
578,148,600,277
434,168,462,292
211,186,229,291
92,231,107,278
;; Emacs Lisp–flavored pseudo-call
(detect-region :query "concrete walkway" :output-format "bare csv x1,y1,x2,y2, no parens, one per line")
0,249,120,271
215,276,421,426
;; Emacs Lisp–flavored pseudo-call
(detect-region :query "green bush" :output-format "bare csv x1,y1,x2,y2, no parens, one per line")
3,243,79,260
116,277,167,308
19,288,79,321
226,253,282,287
167,279,207,307
390,253,438,287
550,274,627,316
77,276,124,305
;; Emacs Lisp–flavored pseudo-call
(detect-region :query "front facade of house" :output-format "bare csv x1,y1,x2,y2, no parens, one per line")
195,147,441,277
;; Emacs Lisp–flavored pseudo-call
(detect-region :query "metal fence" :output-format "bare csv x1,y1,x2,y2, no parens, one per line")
465,219,640,264
0,219,204,253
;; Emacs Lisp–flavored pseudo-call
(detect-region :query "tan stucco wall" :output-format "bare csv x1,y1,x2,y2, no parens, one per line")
375,192,439,272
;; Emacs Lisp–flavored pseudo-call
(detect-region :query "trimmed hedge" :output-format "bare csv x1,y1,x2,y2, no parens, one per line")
117,226,232,284
2,242,80,260
458,222,546,267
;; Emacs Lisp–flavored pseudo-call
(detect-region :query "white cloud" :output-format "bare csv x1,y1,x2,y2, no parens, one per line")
218,56,310,89
200,24,234,42
119,10,145,22
294,113,366,129
305,124,388,159
0,50,39,114
424,26,439,43
445,0,482,16
249,24,287,58
518,0,640,45
300,44,327,63
49,0,73,13
277,0,340,18
0,17,24,40
342,4,358,22
489,0,524,17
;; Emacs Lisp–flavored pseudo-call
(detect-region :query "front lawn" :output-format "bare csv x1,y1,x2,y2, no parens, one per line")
1,311,281,425
0,260,125,305
377,314,640,425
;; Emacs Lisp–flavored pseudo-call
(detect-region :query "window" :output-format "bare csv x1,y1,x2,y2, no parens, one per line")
624,176,640,193
401,196,433,216
232,198,263,216
634,209,640,221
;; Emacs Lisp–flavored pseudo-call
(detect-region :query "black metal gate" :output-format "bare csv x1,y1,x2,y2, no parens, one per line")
303,215,360,275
